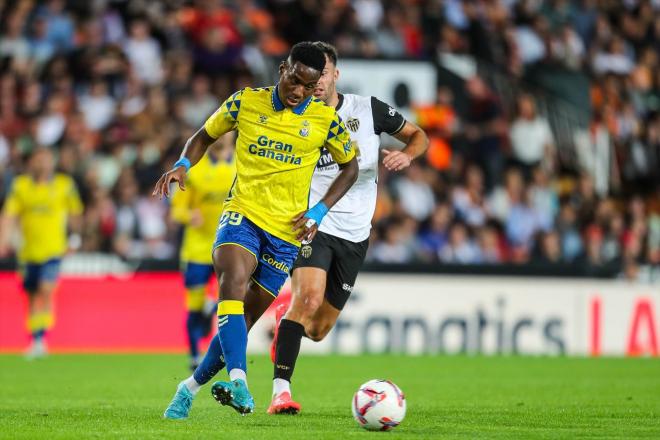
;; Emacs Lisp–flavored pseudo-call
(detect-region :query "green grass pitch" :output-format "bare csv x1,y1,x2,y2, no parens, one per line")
0,354,658,439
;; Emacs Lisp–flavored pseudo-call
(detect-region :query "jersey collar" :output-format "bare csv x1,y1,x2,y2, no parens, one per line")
271,85,313,115
336,93,344,111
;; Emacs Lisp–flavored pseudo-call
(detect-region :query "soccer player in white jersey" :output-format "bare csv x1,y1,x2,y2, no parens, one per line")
268,41,429,414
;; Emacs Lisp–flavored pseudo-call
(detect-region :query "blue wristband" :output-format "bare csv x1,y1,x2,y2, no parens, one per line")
305,202,329,226
173,157,191,173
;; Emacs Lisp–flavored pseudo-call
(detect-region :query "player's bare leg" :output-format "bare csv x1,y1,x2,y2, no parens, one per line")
284,267,327,328
269,267,327,414
303,298,341,342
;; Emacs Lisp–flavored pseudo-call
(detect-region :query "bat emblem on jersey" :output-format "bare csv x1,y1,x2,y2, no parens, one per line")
258,114,268,124
301,245,312,258
346,117,360,132
300,120,310,137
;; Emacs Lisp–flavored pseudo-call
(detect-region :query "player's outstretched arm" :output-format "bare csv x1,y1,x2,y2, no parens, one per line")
293,156,358,241
152,127,216,199
382,121,429,172
0,213,16,258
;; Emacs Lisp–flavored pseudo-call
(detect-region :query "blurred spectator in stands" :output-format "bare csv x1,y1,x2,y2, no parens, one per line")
113,171,140,258
621,230,645,279
393,162,435,221
452,163,487,228
36,0,75,53
0,13,30,73
353,0,384,32
592,35,635,76
135,189,173,259
192,26,244,75
557,200,584,262
576,224,604,266
513,13,547,65
509,94,556,178
370,217,415,263
35,92,68,146
417,202,452,262
439,221,481,264
534,230,562,264
478,224,504,264
119,76,147,119
529,167,559,232
78,80,117,131
82,188,116,252
571,0,598,45
180,75,220,128
571,172,599,226
123,18,163,85
415,87,456,172
463,77,506,189
647,212,660,266
505,189,541,263
29,17,56,71
549,23,585,70
575,115,613,197
602,212,624,263
375,6,406,58
488,167,524,225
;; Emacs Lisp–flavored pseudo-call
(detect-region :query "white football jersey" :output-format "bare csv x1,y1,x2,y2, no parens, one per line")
309,93,405,242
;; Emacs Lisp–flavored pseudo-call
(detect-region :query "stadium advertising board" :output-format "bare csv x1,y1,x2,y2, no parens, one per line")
251,275,659,357
1,273,657,357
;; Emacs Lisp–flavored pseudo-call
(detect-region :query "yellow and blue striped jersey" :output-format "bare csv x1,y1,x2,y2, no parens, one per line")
204,86,354,245
2,173,83,263
171,152,236,264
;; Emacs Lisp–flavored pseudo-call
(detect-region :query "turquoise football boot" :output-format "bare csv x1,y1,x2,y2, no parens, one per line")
211,379,254,415
163,382,194,419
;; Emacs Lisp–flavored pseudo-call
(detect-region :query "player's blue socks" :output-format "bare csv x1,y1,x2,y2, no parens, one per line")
217,300,248,380
186,311,203,360
185,286,207,364
193,333,226,384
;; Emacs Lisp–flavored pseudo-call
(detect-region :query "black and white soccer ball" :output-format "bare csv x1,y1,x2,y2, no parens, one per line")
351,379,406,431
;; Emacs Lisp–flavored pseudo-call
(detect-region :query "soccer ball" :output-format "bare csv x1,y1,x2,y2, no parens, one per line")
351,379,406,431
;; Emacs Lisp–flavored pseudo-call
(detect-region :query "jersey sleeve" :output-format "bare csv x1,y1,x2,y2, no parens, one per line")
323,112,355,165
66,178,83,215
2,179,22,216
371,97,406,135
204,89,244,139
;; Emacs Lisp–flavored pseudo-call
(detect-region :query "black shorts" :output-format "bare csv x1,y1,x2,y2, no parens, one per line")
292,231,369,310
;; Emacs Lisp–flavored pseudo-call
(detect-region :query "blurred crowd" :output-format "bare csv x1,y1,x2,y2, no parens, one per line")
0,0,658,279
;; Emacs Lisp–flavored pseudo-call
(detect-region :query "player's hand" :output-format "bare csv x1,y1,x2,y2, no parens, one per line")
190,209,203,227
152,166,186,199
382,149,412,172
292,211,319,243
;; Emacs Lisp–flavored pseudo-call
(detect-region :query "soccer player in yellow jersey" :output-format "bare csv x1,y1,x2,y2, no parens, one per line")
159,42,358,418
0,147,83,358
171,140,236,371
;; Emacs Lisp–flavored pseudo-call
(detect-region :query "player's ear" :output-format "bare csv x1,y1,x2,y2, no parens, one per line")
334,67,340,81
279,61,286,75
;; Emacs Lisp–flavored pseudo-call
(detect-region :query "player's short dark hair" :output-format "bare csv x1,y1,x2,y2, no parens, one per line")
312,41,338,66
288,42,326,72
